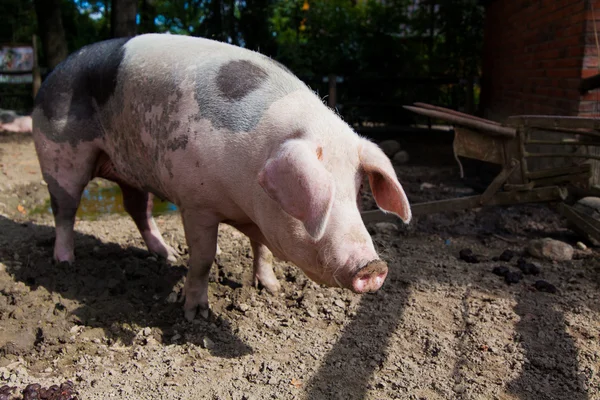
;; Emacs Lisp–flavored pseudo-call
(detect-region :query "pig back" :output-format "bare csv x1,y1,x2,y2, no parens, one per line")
99,34,308,202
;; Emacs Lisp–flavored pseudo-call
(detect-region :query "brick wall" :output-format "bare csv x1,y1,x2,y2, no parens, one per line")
580,0,600,116
480,0,587,121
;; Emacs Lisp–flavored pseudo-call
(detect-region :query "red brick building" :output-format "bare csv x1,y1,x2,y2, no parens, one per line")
479,0,600,121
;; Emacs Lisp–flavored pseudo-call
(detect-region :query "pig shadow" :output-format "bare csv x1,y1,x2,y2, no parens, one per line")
306,217,592,399
0,215,252,359
506,291,589,400
305,275,411,400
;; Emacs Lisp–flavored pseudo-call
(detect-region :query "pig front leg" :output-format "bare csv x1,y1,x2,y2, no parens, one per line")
251,240,281,294
181,210,219,321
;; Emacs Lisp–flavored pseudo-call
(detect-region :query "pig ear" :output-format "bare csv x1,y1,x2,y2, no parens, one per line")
359,140,412,223
258,140,335,240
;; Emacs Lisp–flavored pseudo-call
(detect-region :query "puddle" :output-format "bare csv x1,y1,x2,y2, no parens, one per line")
32,183,178,220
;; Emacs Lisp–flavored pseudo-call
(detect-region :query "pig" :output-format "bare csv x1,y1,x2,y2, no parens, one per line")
32,33,411,321
0,109,32,133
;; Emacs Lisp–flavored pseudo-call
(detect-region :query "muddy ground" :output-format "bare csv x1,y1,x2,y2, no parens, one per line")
0,130,599,400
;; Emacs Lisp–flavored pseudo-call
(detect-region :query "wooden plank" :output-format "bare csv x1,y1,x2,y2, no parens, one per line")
524,152,600,161
525,139,600,146
559,203,600,246
453,126,507,164
531,173,591,188
526,164,591,180
507,115,600,131
413,102,502,126
504,183,535,191
479,159,519,205
361,186,568,222
32,34,41,99
403,105,517,138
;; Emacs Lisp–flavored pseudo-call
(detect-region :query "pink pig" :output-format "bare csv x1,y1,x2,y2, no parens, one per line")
31,34,411,320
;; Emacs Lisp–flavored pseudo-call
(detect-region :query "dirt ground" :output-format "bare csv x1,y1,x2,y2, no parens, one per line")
0,130,599,400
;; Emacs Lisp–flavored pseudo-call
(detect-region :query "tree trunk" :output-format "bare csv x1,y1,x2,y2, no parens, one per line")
111,0,138,38
33,0,68,70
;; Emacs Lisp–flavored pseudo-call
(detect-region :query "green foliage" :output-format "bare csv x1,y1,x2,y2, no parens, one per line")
0,0,486,119
0,0,37,44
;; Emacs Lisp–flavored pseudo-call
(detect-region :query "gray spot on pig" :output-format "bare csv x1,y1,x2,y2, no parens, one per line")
194,59,303,133
33,38,131,147
164,158,174,179
43,174,78,219
0,109,17,124
216,60,268,101
166,134,189,151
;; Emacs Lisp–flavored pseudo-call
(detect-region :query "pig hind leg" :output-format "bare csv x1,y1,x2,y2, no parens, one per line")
36,145,95,264
94,153,178,261
251,240,280,294
117,183,178,262
46,176,88,264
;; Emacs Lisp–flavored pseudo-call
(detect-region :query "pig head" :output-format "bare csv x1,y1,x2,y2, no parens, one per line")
252,108,411,295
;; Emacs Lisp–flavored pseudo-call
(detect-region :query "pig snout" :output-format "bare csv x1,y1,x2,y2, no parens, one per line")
351,260,388,293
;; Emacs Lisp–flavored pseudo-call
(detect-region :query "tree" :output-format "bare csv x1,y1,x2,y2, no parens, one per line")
33,0,68,69
139,0,158,34
111,0,137,37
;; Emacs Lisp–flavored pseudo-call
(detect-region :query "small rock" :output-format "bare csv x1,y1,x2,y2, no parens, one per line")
10,308,24,320
492,266,509,277
527,238,573,261
142,327,152,336
576,242,587,250
144,337,159,347
459,248,480,264
69,325,82,334
453,384,466,394
238,303,250,312
334,299,345,308
534,280,557,294
202,337,215,350
420,182,435,190
392,150,410,165
171,334,181,342
166,292,179,303
504,271,523,285
378,140,401,157
374,222,399,235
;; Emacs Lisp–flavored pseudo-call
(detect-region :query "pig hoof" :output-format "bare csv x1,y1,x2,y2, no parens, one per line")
153,246,178,263
183,306,209,322
254,275,281,294
53,251,75,265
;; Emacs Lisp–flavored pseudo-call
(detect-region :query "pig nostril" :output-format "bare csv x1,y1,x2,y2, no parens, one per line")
352,265,388,293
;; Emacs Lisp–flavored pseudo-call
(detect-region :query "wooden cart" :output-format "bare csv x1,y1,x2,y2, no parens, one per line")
361,103,600,244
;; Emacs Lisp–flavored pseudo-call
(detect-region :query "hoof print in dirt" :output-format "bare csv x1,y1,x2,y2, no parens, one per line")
504,271,523,285
533,280,558,294
516,258,540,275
459,248,480,264
492,266,510,277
